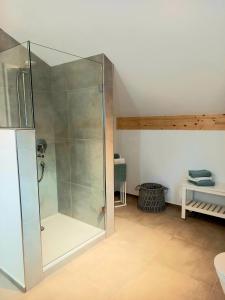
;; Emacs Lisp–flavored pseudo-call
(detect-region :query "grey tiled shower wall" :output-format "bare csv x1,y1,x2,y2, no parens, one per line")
51,54,113,229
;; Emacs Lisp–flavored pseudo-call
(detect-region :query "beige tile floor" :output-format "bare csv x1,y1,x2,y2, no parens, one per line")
1,195,225,300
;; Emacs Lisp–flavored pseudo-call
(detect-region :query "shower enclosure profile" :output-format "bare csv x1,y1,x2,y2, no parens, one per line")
0,41,114,290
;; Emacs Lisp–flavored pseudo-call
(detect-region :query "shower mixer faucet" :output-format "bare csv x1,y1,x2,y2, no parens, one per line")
36,139,47,158
36,139,47,183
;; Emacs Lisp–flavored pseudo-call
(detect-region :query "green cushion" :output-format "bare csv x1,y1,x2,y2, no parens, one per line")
114,163,126,182
188,180,215,186
188,170,212,178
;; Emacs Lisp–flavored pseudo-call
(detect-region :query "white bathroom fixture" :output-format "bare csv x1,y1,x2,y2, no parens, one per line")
181,181,225,220
214,252,225,294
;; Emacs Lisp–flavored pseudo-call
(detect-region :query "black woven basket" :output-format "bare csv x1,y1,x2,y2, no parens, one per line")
136,183,168,213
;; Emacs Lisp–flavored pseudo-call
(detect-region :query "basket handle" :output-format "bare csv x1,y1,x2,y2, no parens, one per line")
163,186,169,192
135,184,168,191
135,185,141,191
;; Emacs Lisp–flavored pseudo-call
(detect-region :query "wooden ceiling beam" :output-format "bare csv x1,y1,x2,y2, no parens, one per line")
117,114,225,130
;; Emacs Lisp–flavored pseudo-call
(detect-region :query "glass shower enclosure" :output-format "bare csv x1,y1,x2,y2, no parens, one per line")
0,41,112,290
30,42,106,268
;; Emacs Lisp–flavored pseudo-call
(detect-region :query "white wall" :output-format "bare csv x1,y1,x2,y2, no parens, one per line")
0,130,25,287
16,130,43,289
117,130,225,205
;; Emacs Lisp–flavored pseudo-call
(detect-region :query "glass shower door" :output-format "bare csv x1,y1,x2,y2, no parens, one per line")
30,42,106,267
0,41,108,287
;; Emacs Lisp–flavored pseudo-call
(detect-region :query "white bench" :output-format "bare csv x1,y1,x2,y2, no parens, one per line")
181,181,225,219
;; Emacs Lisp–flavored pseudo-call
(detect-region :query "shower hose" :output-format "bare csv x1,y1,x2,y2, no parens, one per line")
38,161,45,183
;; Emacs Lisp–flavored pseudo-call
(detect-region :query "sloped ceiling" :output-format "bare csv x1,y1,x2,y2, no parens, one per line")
1,0,225,116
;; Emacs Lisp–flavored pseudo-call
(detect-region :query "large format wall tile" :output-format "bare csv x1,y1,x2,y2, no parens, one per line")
64,59,102,90
71,183,105,228
51,90,68,140
51,65,66,91
67,86,103,140
31,58,51,92
33,91,55,139
57,180,72,217
70,139,104,189
55,140,71,217
55,142,70,182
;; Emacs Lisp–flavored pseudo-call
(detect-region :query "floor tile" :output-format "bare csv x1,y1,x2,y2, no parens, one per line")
113,261,213,300
0,195,224,300
155,237,218,285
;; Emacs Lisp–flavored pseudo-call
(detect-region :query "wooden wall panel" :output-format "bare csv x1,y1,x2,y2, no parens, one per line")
117,114,225,130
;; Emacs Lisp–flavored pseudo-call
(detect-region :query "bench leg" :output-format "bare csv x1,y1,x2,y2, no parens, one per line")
181,187,186,219
124,182,127,206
